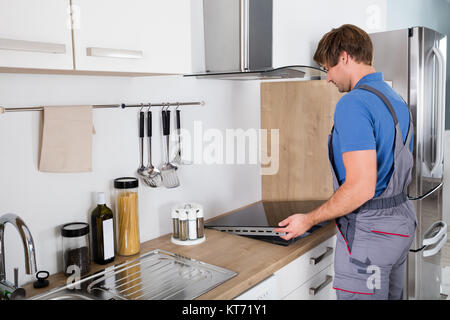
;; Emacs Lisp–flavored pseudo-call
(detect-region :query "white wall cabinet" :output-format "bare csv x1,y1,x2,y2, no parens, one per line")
71,0,192,74
0,0,74,70
0,0,192,75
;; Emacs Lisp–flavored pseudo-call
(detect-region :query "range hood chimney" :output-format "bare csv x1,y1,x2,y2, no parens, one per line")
184,0,326,80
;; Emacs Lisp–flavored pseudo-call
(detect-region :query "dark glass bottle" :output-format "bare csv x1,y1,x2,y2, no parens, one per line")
91,192,115,265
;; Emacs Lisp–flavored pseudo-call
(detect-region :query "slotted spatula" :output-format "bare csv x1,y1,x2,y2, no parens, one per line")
159,109,179,188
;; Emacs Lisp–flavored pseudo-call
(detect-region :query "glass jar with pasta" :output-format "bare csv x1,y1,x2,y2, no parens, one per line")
113,177,140,256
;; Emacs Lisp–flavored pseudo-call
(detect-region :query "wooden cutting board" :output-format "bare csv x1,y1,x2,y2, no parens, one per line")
261,80,344,201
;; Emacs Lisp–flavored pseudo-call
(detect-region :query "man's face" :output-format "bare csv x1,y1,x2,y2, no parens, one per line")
323,53,351,93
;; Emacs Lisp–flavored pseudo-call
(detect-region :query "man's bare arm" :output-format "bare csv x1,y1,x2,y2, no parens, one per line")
309,149,377,224
274,149,377,240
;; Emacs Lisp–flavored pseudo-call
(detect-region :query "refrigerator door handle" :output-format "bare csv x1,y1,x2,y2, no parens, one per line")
430,46,445,176
423,220,447,246
423,232,447,257
408,182,443,201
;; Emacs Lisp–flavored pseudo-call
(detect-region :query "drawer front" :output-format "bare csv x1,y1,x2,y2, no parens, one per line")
275,235,336,299
283,264,336,300
234,275,278,300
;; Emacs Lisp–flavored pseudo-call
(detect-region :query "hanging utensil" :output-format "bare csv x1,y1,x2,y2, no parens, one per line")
137,109,149,183
144,106,162,188
172,106,192,166
159,107,180,188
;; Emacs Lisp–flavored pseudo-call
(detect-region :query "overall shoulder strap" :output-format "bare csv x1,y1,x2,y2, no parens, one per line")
356,84,399,125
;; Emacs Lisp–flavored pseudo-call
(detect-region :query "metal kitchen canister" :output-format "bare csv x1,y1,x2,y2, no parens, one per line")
114,177,140,256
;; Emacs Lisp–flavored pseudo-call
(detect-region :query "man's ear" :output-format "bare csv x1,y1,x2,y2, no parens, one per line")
339,51,349,65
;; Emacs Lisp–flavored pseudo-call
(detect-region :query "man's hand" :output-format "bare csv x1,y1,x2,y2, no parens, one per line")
273,213,313,241
273,149,377,241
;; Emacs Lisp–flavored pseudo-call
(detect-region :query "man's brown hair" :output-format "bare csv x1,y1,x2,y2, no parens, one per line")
313,24,373,68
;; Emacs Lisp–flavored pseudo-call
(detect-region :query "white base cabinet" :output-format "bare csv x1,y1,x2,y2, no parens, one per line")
234,234,337,300
275,235,336,300
283,264,336,300
234,275,278,300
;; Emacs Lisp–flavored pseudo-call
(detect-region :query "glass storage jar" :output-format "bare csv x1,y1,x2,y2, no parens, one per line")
61,222,91,277
114,177,140,256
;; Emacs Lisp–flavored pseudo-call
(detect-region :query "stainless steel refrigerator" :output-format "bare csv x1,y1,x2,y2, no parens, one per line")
370,27,447,300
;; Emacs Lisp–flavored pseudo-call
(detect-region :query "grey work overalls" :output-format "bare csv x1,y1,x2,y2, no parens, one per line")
329,84,417,300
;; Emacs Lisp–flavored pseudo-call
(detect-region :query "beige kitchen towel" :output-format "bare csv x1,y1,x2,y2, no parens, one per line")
39,105,94,173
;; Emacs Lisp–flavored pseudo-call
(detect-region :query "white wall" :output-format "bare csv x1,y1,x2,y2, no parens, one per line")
273,0,387,68
0,73,261,286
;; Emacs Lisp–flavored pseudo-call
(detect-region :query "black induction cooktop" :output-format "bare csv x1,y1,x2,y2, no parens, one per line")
205,200,329,246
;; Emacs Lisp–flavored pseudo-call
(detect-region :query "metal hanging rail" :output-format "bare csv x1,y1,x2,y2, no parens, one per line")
0,100,205,114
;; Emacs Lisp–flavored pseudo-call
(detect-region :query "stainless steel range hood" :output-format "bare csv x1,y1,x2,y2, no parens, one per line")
184,0,326,81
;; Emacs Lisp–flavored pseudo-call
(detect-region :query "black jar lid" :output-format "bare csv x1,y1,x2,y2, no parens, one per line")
61,222,89,238
114,177,139,189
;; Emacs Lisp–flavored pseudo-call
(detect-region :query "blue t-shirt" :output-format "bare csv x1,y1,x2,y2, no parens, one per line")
332,72,413,197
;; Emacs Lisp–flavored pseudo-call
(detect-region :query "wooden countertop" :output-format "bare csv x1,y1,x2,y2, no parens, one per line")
23,204,336,300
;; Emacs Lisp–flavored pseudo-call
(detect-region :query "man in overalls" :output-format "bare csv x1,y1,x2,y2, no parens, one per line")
274,24,417,300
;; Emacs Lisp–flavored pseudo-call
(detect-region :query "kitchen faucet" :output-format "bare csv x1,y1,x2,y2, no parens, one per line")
0,213,37,299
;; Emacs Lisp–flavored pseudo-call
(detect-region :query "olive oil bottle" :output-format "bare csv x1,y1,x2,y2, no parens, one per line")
91,192,115,265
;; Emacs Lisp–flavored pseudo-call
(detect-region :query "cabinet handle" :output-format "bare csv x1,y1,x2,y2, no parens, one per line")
86,47,143,59
0,38,66,54
310,247,333,265
309,275,333,296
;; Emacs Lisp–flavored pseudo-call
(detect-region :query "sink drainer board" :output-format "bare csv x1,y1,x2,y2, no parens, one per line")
86,249,237,300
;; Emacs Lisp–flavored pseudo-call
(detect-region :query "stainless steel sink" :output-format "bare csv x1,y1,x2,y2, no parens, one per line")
36,290,97,300
31,249,237,300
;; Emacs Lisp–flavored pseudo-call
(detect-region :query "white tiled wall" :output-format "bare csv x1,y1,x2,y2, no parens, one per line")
0,73,261,285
